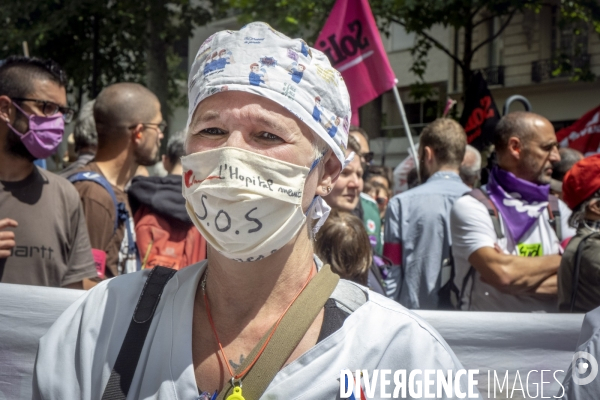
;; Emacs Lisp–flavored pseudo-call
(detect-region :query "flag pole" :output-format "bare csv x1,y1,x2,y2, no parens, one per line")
391,79,419,174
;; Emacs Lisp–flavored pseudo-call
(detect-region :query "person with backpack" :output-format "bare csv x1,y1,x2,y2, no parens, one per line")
34,23,473,400
128,130,207,270
70,83,164,278
558,154,600,313
451,112,576,312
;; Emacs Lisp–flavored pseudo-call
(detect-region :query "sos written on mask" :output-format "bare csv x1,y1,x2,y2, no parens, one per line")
182,147,326,262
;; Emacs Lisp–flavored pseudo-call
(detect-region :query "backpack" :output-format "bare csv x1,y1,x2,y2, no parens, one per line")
68,172,140,276
455,188,562,309
133,205,207,270
369,254,400,298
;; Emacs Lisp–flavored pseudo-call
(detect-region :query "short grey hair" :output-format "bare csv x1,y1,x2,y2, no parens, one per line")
459,144,482,187
552,148,584,182
568,188,600,228
165,129,187,166
73,100,97,152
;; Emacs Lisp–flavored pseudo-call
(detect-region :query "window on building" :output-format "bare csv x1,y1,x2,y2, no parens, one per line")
381,90,439,137
487,18,501,67
551,6,589,58
387,23,416,53
484,17,504,86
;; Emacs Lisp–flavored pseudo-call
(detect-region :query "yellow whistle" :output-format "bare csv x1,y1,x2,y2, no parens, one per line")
225,386,245,400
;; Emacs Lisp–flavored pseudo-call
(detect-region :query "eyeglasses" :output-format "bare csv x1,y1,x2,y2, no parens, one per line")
361,151,374,163
12,97,75,123
129,121,167,132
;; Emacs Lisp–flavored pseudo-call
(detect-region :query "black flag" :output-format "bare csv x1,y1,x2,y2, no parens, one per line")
459,71,500,150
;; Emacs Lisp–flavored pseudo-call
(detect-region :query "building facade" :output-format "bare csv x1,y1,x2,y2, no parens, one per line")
171,7,600,168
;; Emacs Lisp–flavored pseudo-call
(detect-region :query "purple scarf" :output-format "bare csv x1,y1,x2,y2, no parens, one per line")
487,167,550,243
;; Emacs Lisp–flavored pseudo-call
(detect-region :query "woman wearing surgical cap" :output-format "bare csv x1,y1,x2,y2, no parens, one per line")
34,23,472,400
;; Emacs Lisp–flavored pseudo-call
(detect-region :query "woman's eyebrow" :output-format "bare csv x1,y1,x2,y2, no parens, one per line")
198,110,221,123
253,115,287,132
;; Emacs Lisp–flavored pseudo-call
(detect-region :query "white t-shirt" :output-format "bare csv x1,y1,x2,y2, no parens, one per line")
33,261,471,399
450,194,575,312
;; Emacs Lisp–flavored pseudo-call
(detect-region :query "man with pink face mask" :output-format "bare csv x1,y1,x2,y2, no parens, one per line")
0,56,96,288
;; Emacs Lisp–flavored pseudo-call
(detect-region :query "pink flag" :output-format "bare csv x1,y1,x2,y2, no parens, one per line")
315,0,396,125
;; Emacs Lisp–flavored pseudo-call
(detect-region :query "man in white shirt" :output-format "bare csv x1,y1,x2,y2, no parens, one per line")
451,111,575,312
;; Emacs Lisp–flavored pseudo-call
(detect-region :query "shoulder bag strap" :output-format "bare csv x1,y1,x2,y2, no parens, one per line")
459,189,503,310
569,233,597,313
216,264,340,400
468,188,504,239
101,266,177,400
458,266,476,310
547,195,562,242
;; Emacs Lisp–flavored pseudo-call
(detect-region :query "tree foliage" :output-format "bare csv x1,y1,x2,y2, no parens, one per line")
0,0,211,120
217,0,600,98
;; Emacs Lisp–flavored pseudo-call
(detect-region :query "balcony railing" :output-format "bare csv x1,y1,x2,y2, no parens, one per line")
531,53,591,83
481,66,505,86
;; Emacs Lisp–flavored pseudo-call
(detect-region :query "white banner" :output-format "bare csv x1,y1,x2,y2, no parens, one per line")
0,283,585,399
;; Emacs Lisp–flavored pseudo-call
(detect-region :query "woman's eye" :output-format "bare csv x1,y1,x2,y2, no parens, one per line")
200,127,225,135
259,132,283,141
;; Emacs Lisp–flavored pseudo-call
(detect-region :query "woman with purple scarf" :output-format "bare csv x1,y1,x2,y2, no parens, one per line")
451,111,576,312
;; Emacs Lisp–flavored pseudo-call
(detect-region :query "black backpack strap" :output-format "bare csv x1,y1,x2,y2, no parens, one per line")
438,247,460,310
569,232,597,313
459,266,476,310
547,195,562,242
101,266,177,400
469,188,504,239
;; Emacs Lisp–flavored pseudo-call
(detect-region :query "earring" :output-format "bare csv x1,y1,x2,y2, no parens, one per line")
325,186,331,193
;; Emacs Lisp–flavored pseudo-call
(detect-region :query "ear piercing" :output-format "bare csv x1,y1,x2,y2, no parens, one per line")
324,186,331,193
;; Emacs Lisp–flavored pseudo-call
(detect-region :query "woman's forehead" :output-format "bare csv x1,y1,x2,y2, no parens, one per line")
192,92,315,136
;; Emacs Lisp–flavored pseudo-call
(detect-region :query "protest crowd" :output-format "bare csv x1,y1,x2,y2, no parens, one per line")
1,9,600,400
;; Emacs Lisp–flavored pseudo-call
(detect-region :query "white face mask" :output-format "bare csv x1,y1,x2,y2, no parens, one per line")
181,147,327,262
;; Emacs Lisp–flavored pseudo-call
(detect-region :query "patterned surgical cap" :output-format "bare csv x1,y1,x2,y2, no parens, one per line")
187,22,352,167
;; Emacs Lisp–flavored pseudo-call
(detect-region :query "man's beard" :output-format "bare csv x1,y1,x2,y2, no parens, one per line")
134,146,160,167
520,149,551,185
535,168,552,185
5,112,35,162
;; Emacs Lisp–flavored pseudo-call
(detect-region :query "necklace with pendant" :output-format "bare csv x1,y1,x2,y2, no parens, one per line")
201,265,314,400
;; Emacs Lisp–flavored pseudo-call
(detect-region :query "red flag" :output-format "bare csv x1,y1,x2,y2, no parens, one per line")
315,0,396,124
557,105,600,156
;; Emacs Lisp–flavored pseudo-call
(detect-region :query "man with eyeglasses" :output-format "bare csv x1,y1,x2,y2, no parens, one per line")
71,82,164,279
0,56,97,288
